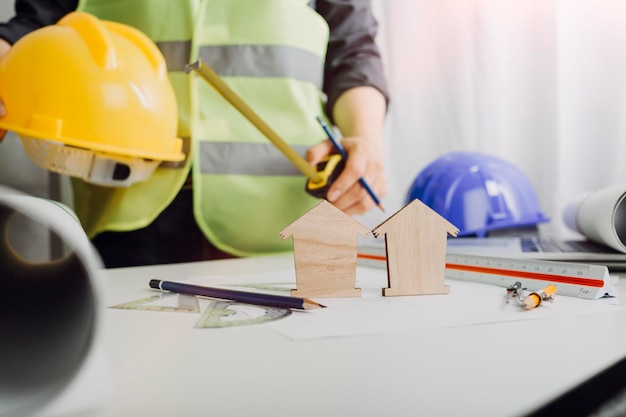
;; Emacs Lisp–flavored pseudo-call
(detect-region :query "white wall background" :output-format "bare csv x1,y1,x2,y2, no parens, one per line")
366,0,626,237
2,1,626,254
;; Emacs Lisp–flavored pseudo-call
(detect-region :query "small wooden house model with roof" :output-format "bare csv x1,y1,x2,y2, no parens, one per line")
280,200,371,298
372,199,459,296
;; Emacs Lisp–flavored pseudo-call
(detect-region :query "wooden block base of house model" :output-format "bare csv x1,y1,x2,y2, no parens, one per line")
280,200,370,298
373,199,459,297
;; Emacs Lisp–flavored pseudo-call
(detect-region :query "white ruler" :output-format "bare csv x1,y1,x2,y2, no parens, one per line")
357,248,613,300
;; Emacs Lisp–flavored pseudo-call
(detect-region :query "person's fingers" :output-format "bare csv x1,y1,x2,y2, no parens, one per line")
306,135,386,215
331,170,387,215
325,139,368,201
305,140,335,166
0,39,10,60
0,99,6,142
322,138,386,214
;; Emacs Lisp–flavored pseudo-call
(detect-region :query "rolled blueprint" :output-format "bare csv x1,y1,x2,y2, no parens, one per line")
563,184,626,253
0,186,104,417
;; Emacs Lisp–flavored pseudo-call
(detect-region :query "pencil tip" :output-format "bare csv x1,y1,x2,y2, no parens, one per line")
304,300,327,309
378,204,385,212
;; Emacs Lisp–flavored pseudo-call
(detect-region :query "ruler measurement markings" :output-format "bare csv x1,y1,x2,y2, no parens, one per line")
444,253,609,299
357,250,611,300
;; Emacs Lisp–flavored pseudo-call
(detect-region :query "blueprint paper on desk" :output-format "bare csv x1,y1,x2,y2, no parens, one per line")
189,267,622,341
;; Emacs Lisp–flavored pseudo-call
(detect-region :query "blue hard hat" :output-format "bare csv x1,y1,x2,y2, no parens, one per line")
406,151,549,237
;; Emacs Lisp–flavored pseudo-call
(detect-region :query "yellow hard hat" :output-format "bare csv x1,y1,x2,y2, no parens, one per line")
0,12,184,186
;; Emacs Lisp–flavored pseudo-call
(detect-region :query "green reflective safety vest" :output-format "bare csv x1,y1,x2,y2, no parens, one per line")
75,0,329,256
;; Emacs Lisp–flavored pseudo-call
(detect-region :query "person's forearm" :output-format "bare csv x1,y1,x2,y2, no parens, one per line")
316,0,389,121
309,85,387,213
331,86,387,145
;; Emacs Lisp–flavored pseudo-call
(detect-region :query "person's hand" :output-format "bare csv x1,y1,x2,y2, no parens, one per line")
306,86,388,215
0,38,10,142
306,134,387,215
0,97,6,142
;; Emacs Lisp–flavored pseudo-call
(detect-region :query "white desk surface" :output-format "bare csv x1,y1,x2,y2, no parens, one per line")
55,254,626,417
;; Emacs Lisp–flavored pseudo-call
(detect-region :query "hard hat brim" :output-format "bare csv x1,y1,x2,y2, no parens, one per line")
0,121,185,162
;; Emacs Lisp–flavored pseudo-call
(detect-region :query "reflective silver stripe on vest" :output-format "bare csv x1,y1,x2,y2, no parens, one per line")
156,42,323,88
156,41,191,71
199,142,309,176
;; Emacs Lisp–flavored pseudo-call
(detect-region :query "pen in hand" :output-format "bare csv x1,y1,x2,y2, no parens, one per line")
315,116,385,212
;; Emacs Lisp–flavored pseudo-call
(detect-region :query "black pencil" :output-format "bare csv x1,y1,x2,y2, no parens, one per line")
149,279,326,310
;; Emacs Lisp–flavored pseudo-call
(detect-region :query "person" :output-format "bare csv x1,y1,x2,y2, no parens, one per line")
0,0,389,267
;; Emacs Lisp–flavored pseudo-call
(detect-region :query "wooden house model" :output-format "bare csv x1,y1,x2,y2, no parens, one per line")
279,200,371,298
372,198,459,296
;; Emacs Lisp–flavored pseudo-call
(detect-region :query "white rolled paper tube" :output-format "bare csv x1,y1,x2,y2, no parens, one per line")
563,184,626,253
0,186,104,417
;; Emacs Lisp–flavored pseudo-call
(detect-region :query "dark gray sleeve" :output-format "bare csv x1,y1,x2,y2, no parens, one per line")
0,0,78,44
315,0,389,119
